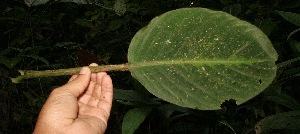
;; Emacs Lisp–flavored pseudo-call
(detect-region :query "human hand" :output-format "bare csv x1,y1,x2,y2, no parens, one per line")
33,63,113,134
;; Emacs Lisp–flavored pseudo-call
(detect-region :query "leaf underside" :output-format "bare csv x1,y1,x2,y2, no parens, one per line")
128,8,278,110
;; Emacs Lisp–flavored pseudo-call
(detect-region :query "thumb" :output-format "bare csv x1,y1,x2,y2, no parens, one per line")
60,67,91,97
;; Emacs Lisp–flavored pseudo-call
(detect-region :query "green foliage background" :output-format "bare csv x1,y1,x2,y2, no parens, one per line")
0,0,299,133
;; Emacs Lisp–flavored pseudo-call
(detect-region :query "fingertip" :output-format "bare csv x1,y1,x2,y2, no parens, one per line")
104,74,112,82
76,67,92,81
89,63,98,66
79,67,90,75
69,66,91,82
62,67,92,96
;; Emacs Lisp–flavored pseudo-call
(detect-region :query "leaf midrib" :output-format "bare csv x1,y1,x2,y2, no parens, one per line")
129,59,270,67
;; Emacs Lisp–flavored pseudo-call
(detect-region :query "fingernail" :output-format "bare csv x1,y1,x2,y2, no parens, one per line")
79,67,88,74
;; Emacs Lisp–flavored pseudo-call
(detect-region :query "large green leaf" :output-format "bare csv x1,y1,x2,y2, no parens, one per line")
128,8,278,110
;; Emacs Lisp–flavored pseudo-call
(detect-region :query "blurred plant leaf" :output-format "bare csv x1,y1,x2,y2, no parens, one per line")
54,42,81,48
114,0,126,16
114,89,159,105
287,28,300,41
282,1,300,9
255,110,300,134
0,56,10,68
128,8,278,110
84,11,94,17
266,93,300,110
9,56,23,69
24,0,89,6
122,107,152,134
91,14,99,21
277,11,300,27
158,104,188,118
132,78,153,99
281,66,300,78
22,91,36,106
277,57,300,68
106,19,123,31
219,0,233,5
22,55,49,66
219,120,236,134
255,19,280,36
10,37,29,46
75,18,94,28
288,39,300,55
222,4,241,16
0,56,24,69
24,0,48,7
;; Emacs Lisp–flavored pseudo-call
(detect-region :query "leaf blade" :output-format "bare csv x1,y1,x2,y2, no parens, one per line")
122,107,152,134
277,11,300,27
255,110,300,134
128,8,278,110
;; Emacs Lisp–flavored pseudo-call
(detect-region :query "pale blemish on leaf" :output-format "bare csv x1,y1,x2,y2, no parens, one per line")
165,39,172,44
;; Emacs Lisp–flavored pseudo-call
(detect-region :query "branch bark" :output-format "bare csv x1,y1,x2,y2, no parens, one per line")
11,63,129,83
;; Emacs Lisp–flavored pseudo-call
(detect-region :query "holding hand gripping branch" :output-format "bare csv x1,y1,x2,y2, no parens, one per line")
33,63,113,134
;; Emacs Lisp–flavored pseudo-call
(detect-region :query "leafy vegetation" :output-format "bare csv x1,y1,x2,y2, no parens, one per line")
1,0,299,133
